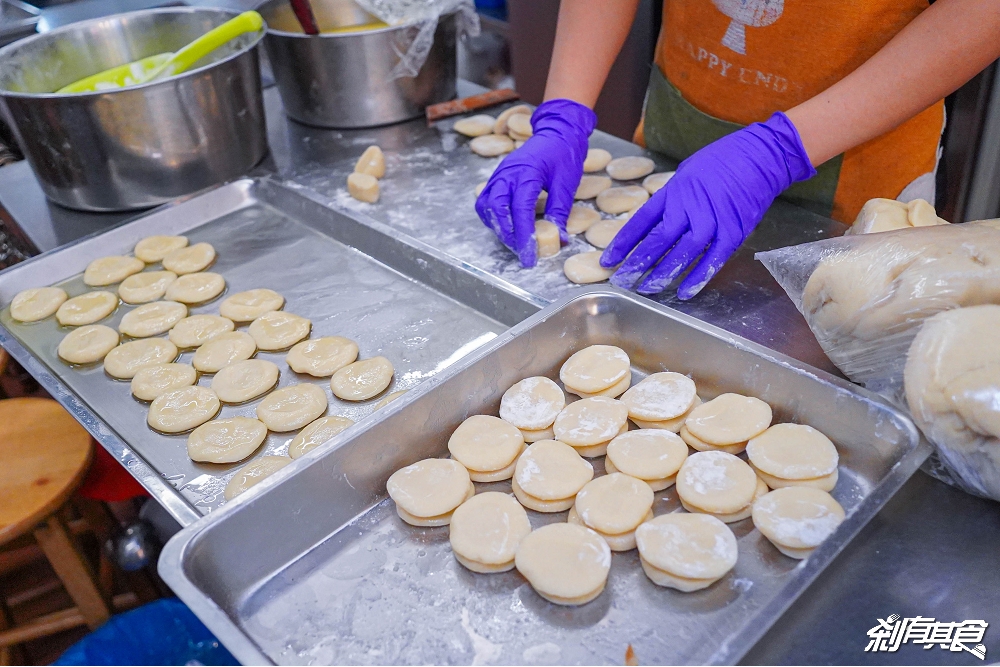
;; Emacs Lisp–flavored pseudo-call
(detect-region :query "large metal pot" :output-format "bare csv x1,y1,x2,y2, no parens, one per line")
0,8,268,212
259,0,457,128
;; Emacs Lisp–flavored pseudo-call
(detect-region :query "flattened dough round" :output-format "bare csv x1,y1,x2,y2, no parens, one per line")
685,393,772,446
57,325,119,364
256,383,328,432
752,486,845,551
450,492,531,572
11,287,68,322
746,423,839,480
287,415,355,459
575,175,612,200
493,104,531,135
676,450,757,514
606,429,688,482
119,301,187,338
630,396,701,432
164,272,225,304
147,386,221,433
168,314,234,349
211,359,280,403
224,456,291,500
219,289,284,323
103,338,178,379
56,291,118,326
500,376,565,430
134,235,188,263
596,185,649,215
131,363,197,401
566,205,601,235
680,424,746,455
515,523,611,606
470,134,514,157
330,356,393,401
553,396,629,447
507,113,532,138
187,417,268,463
192,331,256,373
564,251,615,284
583,148,612,173
643,171,674,194
573,472,654,536
448,415,524,474
84,256,145,286
118,271,177,304
635,513,737,581
606,156,655,181
161,242,215,274
248,311,311,351
387,458,472,523
620,372,696,421
584,218,627,249
513,440,593,502
453,114,495,137
560,344,630,394
286,336,358,377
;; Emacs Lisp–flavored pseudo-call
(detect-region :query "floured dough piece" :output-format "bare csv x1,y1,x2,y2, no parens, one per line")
331,356,393,401
470,134,514,157
219,289,284,323
453,114,495,137
147,386,221,433
192,331,256,373
606,156,655,181
248,311,311,351
596,186,649,215
631,396,702,432
575,175,612,200
168,314,234,349
519,425,554,442
564,251,615,284
642,171,674,194
554,396,629,456
286,336,358,377
354,145,385,178
387,458,473,526
635,513,738,591
84,256,144,286
605,429,688,491
118,271,177,304
134,235,188,263
104,338,178,379
211,359,280,403
224,456,292,501
374,389,408,409
535,220,561,258
11,287,68,322
566,205,601,235
746,423,839,492
583,148,612,173
287,415,355,459
57,325,119,364
560,344,630,395
187,417,268,464
119,301,187,338
680,424,748,455
493,104,531,135
256,383,328,432
500,376,565,431
507,113,532,138
568,473,654,551
585,218,627,249
676,451,760,522
448,415,525,482
162,243,215,274
57,291,118,326
512,440,593,512
347,172,380,203
164,272,225,304
621,372,696,422
685,393,772,446
450,492,531,573
131,363,197,401
752,486,845,559
515,523,611,606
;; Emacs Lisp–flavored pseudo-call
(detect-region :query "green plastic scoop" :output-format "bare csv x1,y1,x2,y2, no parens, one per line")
57,11,264,94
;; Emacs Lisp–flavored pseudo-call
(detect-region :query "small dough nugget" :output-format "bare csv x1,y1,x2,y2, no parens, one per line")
131,363,197,401
287,415,355,459
286,336,358,377
535,220,561,258
83,256,145,286
493,104,531,135
248,311,311,351
631,396,702,432
643,171,674,194
162,243,215,275
746,423,839,492
118,271,177,304
134,235,188,263
164,272,226,304
676,451,760,523
168,314,234,349
57,325,119,364
585,218,627,249
684,393,772,448
511,440,593,512
448,415,525,482
499,376,565,436
554,396,629,457
387,458,473,527
256,383,328,432
219,289,284,323
568,473,654,551
605,429,688,491
621,372,697,422
119,301,187,338
596,185,649,215
470,134,514,157
347,172,380,204
331,356,393,401
515,523,611,606
560,344,630,396
187,417,268,464
583,148,612,173
450,492,531,573
752,487,845,559
147,386,221,434
211,359,280,403
104,338,178,379
10,287,68,322
354,145,386,178
566,205,601,235
224,456,292,501
56,291,118,326
192,331,257,373
606,156,655,181
575,175,612,200
635,513,738,591
453,114,495,137
507,113,532,138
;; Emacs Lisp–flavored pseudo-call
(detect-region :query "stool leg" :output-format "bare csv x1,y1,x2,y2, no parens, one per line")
33,516,110,630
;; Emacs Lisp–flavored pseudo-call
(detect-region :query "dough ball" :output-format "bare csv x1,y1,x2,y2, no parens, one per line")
630,396,702,433
162,243,216,274
620,372,696,421
285,336,359,377
148,386,221,433
584,218,627,249
642,171,674,194
606,156,655,181
606,429,688,485
224,456,291,501
512,440,593,507
164,272,226,304
347,172,380,203
448,415,525,479
354,145,386,178
506,113,532,138
103,338,178,379
187,417,268,464
134,235,188,263
453,114,495,137
387,458,473,526
374,389,408,409
635,513,737,590
192,331,257,373
752,486,845,558
575,175,612,200
11,287,68,322
535,220,561,258
745,423,839,480
514,523,611,606
287,415,355,459
330,356,393,401
676,450,758,515
211,359,280,403
560,344,630,394
685,393,772,446
84,256,145,286
571,472,654,540
119,301,187,338
118,271,177,304
450,492,531,573
596,185,649,215
56,291,118,326
564,251,615,284
470,134,514,157
583,148,612,173
499,376,565,430
492,104,531,135
131,363,197,401
248,311,311,351
57,325,119,364
219,289,284,323
566,205,601,235
256,383,328,432
168,314,234,349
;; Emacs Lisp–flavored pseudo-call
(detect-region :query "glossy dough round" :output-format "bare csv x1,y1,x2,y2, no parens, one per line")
103,338,178,379
330,356,393,401
56,291,118,326
606,429,688,482
512,440,593,503
224,456,291,500
192,331,257,373
752,487,845,555
575,175,612,200
11,287,68,322
131,363,197,401
453,114,495,137
168,314,234,349
134,235,188,263
566,205,601,235
676,450,758,514
219,289,284,322
584,219,627,249
596,185,649,215
256,383,328,432
635,513,738,586
187,417,267,463
642,171,674,194
147,386,221,433
287,415,355,459
553,396,629,447
387,458,472,524
285,336,358,377
515,523,611,606
118,271,177,304
746,423,839,480
57,325,119,364
84,256,145,286
248,311,311,351
374,390,408,409
620,372,696,421
450,492,531,572
684,393,773,446
161,242,215,274
583,148,612,173
164,272,226,304
119,301,187,338
605,156,655,181
211,359,280,403
499,376,565,430
448,415,524,475
470,134,514,157
564,251,615,284
560,345,630,394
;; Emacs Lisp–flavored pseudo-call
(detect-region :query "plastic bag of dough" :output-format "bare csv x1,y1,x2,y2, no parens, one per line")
845,198,949,235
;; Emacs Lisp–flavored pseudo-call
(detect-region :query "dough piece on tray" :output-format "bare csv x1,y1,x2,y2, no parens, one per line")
448,415,525,482
604,429,688,491
219,289,284,323
752,486,845,559
256,383,328,432
10,287,68,322
560,345,630,396
84,256,145,286
683,393,772,452
746,423,839,491
499,376,565,441
286,336,359,377
566,205,601,235
621,372,697,423
642,171,674,194
104,338,178,379
450,492,532,573
211,359,280,403
57,325,119,364
134,235,188,263
331,356,393,401
596,186,649,215
631,396,702,432
515,523,611,606
224,456,292,501
118,271,177,304
507,113,533,138
493,104,531,135
164,272,226,304
676,451,762,523
131,363,197,401
354,145,386,178
535,220,561,258
162,242,216,274
387,458,474,527
248,311,311,351
56,291,118,326
192,331,257,373
470,134,515,157
474,181,487,197
168,314,234,349
568,472,654,551
347,172,380,203
287,415,355,459
511,440,593,512
606,156,655,181
148,386,221,434
585,218,627,250
187,417,268,464
575,175,612,200
374,389,408,409
680,425,747,455
553,396,629,457
453,114,495,137
119,301,187,338
635,513,738,591
583,148,612,173
564,251,615,284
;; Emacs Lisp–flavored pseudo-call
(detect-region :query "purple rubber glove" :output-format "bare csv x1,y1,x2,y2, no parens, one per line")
475,99,597,267
601,111,816,299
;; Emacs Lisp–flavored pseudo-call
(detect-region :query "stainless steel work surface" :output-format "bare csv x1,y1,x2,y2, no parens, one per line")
160,289,928,665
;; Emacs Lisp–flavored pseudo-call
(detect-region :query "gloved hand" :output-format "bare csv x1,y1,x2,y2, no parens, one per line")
600,111,816,299
475,99,597,267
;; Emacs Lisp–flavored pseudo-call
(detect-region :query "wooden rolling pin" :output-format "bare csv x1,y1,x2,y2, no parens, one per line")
426,88,521,124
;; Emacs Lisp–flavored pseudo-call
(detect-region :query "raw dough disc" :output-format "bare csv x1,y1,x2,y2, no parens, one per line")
572,472,654,537
147,386,221,434
164,272,226,304
354,145,386,178
621,372,697,421
751,464,839,493
187,417,268,464
631,396,702,432
752,486,845,556
104,338,178,379
286,336,359,377
585,218,627,249
553,396,629,447
570,370,630,400
330,356,393,401
575,175,612,200
606,156,655,181
499,376,565,430
470,134,514,157
256,383,328,432
57,325,119,364
570,422,627,458
745,423,839,480
347,172,379,203
507,113,532,137
219,289,284,323
83,256,145,286
168,314,234,349
248,311,311,351
134,235,188,263
492,104,531,134
643,171,674,194
224,456,292,501
635,513,738,586
192,331,257,373
512,440,593,502
515,523,611,606
56,291,118,326
374,389,408,409
131,363,197,401
682,476,767,523
566,205,601,235
287,415,355,459
161,242,215,274
450,492,532,572
474,181,487,197
564,251,615,284
535,220,561,258
387,458,472,525
679,424,747,455
606,429,688,483
604,458,673,491
596,186,649,215
685,393,772,446
583,148,612,173
448,415,525,474
519,425,554,442
676,450,758,514
453,114,495,137
119,301,187,338
11,287,68,322
560,344,631,394
567,504,652,551
211,359,280,403
118,271,177,304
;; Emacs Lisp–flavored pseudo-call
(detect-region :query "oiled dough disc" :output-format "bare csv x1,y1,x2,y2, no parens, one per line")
606,156,655,181
515,523,611,606
584,218,627,249
347,172,379,203
606,429,688,482
676,450,758,514
387,458,472,522
286,336,358,377
354,145,386,178
224,456,291,501
507,113,532,137
596,185,649,215
513,440,593,502
564,251,615,284
161,242,215,274
134,235,188,263
256,383,328,432
147,386,221,433
621,372,697,421
219,289,284,323
554,396,629,447
535,220,561,258
56,291,118,326
191,331,256,373
330,356,393,401
493,104,531,135
187,417,267,463
572,472,654,536
57,325,119,364
374,389,408,409
248,311,311,351
168,314,234,349
131,363,197,401
746,423,839,480
752,486,845,552
499,376,565,430
470,134,514,157
119,301,187,338
636,513,738,580
575,175,612,200
448,415,525,473
104,338,178,379
118,271,177,304
560,344,630,394
450,492,531,572
583,148,612,173
211,359,280,403
11,287,68,322
83,256,145,286
643,171,674,194
685,393,772,446
453,114,495,137
566,205,601,235
287,415,355,459
164,272,226,304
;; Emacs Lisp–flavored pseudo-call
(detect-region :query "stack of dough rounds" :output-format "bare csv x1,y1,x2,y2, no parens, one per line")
605,156,655,181
746,424,839,491
118,271,177,304
453,114,495,137
515,523,611,605
583,148,612,173
575,175,612,200
535,220,561,258
134,235,187,262
499,376,565,442
621,372,698,431
56,291,118,326
676,451,767,523
447,415,525,482
470,134,514,157
192,331,256,372
566,205,601,235
187,417,268,463
680,393,772,454
256,384,327,432
168,314,234,348
605,430,688,491
287,415,355,459
752,487,845,559
449,492,531,573
493,104,531,135
506,113,532,140
104,338,178,379
131,363,197,401
511,440,593,512
568,473,654,551
147,386,221,433
564,251,615,284
10,287,67,322
211,359,280,403
162,242,215,274
224,456,292,500
331,356,393,401
164,272,226,304
635,513,738,591
585,218,627,250
119,301,187,338
596,186,649,215
387,458,473,526
560,344,631,398
642,171,674,194
248,311,311,351
57,325,119,364
220,289,284,322
553,396,629,457
83,256,144,286
285,336,358,377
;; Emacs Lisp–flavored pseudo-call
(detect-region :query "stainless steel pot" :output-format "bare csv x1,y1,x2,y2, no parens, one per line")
0,8,268,212
259,0,457,128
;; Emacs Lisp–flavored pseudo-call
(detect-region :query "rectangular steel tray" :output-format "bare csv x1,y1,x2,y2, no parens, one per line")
160,288,928,665
0,178,541,526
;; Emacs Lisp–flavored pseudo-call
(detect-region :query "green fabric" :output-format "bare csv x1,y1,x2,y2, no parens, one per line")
641,66,842,218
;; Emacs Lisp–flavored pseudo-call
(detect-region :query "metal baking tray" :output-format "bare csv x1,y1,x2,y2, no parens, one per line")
0,178,541,526
160,288,929,665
